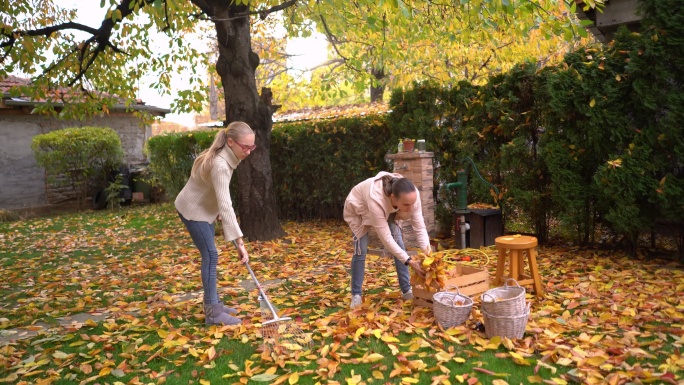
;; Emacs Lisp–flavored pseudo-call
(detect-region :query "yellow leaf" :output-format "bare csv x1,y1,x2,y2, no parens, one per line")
589,99,596,107
527,375,543,383
453,357,466,363
615,74,621,81
366,353,384,363
157,329,168,338
401,377,419,384
0,373,18,383
265,367,278,375
510,352,531,365
289,372,299,384
551,378,567,385
207,346,217,361
320,345,329,357
372,329,382,339
435,351,453,362
492,380,509,385
585,356,607,366
381,334,400,343
355,327,366,340
199,380,210,385
372,370,384,379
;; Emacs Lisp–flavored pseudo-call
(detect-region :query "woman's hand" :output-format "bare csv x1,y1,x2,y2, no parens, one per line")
236,244,249,263
232,239,249,263
408,259,425,277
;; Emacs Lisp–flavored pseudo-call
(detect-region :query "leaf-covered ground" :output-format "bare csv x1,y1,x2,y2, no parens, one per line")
1,204,683,385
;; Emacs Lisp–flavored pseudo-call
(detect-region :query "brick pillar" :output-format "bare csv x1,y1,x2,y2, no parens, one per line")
387,151,435,237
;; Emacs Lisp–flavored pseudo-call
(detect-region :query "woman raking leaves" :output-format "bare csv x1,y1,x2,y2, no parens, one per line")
175,121,256,325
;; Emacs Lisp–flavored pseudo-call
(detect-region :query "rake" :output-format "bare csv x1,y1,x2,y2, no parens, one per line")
234,241,312,353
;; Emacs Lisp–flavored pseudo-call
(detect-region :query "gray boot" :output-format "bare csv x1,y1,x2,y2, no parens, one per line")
204,303,241,326
218,301,238,315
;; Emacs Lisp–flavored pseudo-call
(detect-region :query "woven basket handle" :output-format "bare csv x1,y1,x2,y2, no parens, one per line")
443,285,462,306
482,292,495,302
504,278,521,288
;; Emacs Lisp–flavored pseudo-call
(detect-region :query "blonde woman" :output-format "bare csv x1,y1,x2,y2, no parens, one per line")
175,121,256,325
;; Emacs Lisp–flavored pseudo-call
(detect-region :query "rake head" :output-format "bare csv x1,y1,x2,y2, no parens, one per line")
261,316,313,354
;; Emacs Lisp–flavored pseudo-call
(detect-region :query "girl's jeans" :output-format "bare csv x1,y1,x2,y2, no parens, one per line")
178,211,220,305
351,213,411,296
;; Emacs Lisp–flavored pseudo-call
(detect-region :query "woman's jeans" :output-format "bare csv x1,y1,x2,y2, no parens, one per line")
351,213,411,296
178,212,220,305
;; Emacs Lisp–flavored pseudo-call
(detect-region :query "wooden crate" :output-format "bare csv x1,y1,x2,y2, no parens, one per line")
413,264,489,309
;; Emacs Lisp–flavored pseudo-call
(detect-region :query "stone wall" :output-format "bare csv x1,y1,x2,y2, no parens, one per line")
0,114,151,210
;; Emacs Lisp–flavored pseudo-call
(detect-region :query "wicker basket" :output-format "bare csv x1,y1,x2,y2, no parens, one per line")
432,286,473,328
480,278,526,317
482,302,530,339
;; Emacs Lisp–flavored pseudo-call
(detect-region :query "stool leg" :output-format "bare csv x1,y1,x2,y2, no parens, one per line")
527,247,544,297
495,247,506,285
518,250,526,278
510,250,519,281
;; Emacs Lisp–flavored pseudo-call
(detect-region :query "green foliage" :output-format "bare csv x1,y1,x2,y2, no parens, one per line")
388,80,479,232
270,116,391,220
31,126,124,207
146,116,391,220
387,1,684,250
145,130,217,199
105,174,128,210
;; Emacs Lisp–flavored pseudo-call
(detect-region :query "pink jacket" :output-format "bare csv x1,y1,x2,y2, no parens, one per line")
343,171,430,263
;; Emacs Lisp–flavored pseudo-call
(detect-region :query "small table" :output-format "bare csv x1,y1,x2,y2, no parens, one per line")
494,235,544,297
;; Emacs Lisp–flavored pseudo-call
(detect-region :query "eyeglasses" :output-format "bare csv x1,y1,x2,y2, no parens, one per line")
233,141,257,152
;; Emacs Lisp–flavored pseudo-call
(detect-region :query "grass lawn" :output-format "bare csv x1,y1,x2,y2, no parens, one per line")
1,203,683,385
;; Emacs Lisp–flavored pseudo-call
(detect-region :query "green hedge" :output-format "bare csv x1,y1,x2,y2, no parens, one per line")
271,116,392,219
146,115,391,221
145,130,217,199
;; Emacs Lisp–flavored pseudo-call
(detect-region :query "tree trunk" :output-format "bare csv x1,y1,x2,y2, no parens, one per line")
370,67,385,102
210,2,286,241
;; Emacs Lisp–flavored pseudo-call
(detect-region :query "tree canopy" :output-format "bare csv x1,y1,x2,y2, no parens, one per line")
2,0,601,240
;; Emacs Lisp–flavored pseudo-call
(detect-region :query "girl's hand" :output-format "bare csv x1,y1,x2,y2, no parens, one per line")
408,259,425,277
232,239,249,263
236,243,249,263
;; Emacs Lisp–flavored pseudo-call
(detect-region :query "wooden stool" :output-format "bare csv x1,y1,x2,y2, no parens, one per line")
494,235,544,297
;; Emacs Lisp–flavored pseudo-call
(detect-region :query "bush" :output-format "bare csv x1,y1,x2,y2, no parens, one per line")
271,115,391,220
146,116,392,221
31,126,124,208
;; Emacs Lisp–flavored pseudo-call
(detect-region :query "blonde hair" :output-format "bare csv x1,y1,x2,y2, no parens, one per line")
191,121,254,180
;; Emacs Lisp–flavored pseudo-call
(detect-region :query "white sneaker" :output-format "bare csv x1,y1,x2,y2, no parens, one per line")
402,289,414,300
350,294,362,309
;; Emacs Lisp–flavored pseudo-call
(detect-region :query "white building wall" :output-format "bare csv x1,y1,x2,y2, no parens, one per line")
0,114,150,210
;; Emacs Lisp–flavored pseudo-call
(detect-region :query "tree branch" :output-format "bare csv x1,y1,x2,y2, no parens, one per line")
2,0,151,88
192,0,299,21
319,15,348,62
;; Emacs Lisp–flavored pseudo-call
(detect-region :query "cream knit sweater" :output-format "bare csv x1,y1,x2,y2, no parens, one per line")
175,146,243,242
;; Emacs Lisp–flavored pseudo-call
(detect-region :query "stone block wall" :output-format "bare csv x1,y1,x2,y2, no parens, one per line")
0,113,151,210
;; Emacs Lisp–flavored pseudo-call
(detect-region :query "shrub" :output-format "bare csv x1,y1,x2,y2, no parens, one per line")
271,115,391,220
145,130,217,199
31,126,124,208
